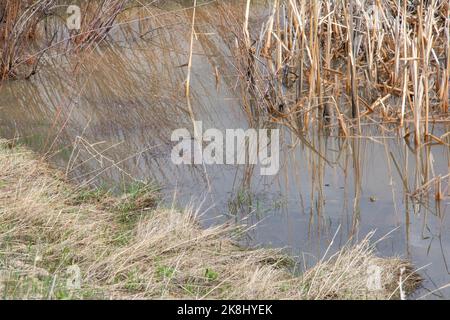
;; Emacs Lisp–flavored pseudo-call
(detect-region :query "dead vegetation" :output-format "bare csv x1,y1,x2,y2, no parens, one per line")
69,0,128,51
0,0,130,81
2,0,448,139
212,0,449,145
0,0,443,300
0,140,421,299
0,0,55,80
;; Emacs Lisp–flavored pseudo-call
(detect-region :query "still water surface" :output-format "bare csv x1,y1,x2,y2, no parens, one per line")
0,6,449,299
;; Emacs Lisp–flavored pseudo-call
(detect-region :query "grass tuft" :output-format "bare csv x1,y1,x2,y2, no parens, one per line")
0,140,421,299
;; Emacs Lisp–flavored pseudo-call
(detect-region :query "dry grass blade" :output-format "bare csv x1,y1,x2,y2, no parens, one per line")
0,140,421,299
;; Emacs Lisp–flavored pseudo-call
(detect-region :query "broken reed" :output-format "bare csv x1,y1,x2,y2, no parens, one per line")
233,0,449,144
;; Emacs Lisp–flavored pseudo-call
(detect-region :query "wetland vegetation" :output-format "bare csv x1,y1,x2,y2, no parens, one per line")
0,0,449,299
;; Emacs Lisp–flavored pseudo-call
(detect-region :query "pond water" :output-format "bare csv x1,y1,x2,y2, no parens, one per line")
0,3,449,299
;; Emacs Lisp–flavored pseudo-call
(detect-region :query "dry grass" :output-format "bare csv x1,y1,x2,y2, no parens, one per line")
0,140,421,300
0,0,129,81
70,0,128,51
0,0,55,80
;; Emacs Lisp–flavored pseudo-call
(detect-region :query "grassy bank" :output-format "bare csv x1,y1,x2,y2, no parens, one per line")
0,140,421,299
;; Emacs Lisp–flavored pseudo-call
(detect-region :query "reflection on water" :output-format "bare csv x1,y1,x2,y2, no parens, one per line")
0,4,449,299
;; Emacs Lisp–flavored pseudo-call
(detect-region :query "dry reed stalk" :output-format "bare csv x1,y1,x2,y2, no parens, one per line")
243,0,251,48
185,0,199,139
215,0,448,144
345,0,360,128
442,1,449,114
